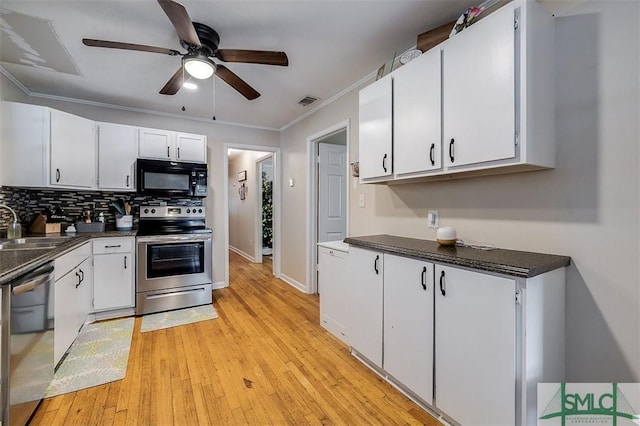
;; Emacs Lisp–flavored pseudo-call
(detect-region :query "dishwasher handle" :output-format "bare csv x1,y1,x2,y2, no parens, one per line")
12,266,54,296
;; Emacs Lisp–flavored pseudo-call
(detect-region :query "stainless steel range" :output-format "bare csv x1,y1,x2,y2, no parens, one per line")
136,205,212,315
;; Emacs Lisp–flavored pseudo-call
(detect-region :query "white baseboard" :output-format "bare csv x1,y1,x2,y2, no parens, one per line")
279,273,308,293
212,280,227,290
88,307,136,323
229,245,256,262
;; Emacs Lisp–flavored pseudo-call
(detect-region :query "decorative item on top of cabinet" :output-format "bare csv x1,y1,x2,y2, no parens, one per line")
97,122,137,191
358,0,555,184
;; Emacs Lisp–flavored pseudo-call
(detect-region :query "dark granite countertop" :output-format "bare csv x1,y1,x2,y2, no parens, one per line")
0,230,137,286
344,234,571,278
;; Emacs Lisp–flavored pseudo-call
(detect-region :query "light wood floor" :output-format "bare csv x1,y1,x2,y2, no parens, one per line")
31,251,440,425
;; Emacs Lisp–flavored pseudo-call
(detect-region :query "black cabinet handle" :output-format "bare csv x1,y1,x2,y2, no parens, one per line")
439,270,446,296
177,147,180,159
421,266,427,290
79,268,84,283
167,146,170,158
124,255,127,269
126,175,130,187
105,245,122,248
429,144,435,166
374,255,380,275
75,271,81,288
382,154,388,173
56,168,61,182
449,138,455,163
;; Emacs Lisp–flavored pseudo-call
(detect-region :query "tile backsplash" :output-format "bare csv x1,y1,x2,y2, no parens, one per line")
0,186,203,232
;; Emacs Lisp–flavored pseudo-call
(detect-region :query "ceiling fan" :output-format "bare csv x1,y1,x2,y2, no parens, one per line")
82,0,288,100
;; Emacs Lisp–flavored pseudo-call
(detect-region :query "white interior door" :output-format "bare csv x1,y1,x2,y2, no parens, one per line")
318,142,347,243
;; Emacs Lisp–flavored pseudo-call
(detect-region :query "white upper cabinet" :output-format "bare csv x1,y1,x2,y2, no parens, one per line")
394,48,442,175
138,127,174,160
97,122,137,191
358,0,555,183
176,132,207,163
139,128,207,163
0,102,96,189
443,3,515,168
358,74,392,180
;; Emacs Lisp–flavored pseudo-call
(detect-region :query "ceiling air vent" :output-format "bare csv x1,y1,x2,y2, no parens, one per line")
298,96,319,107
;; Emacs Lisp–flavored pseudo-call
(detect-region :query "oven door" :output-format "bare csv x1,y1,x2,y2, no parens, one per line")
136,234,212,292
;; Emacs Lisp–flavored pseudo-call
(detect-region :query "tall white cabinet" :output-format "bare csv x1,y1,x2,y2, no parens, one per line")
358,74,392,180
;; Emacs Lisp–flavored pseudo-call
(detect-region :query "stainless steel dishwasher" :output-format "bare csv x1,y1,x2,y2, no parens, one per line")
1,262,55,426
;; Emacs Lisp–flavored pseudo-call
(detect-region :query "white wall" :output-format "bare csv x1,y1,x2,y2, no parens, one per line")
280,1,640,382
0,73,281,286
228,150,268,259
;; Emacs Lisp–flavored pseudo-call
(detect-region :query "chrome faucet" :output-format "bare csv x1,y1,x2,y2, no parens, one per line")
0,204,22,239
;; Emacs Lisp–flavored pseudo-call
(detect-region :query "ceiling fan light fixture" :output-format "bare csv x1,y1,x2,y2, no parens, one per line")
183,52,215,79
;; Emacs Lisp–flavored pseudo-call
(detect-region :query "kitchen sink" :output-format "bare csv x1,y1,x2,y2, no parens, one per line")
0,236,74,251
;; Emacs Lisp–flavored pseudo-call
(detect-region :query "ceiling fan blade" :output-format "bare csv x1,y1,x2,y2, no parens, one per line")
215,65,260,100
157,0,201,47
215,49,289,66
82,39,181,56
159,66,186,95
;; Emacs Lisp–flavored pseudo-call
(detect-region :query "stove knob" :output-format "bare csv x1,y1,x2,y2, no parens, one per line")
151,209,156,214
186,209,191,213
198,209,203,213
144,209,149,214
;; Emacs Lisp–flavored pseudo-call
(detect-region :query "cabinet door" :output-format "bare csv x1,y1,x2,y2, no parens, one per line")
50,109,96,188
443,3,515,168
394,48,442,175
176,132,207,163
98,122,137,190
318,247,348,344
76,258,93,330
384,254,434,404
435,265,516,425
0,102,48,187
93,252,134,311
138,127,173,160
358,74,392,179
54,269,81,365
347,247,383,367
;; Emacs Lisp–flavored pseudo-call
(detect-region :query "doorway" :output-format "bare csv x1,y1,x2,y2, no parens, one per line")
306,120,350,294
225,145,280,286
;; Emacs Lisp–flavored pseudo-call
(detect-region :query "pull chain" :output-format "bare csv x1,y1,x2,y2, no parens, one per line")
212,74,216,121
181,65,186,112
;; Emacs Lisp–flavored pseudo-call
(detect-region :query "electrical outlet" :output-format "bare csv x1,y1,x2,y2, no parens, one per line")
359,194,365,208
428,210,439,228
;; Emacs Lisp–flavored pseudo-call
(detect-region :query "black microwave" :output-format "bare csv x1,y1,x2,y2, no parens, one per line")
136,159,208,197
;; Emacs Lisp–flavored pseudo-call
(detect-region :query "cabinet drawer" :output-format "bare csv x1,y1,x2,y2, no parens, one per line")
319,246,347,260
93,238,133,254
55,242,91,280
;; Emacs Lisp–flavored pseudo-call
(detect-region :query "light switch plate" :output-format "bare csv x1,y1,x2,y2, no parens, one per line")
428,210,439,228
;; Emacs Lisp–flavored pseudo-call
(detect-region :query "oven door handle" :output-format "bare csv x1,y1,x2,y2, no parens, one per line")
137,235,212,243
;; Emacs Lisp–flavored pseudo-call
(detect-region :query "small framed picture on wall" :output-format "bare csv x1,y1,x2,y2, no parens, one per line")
239,183,246,200
238,170,247,182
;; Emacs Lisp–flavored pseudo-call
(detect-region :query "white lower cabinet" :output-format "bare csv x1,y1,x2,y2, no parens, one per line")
383,254,434,405
54,243,92,365
346,246,565,425
347,246,383,367
434,265,516,425
92,238,135,311
318,245,349,344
